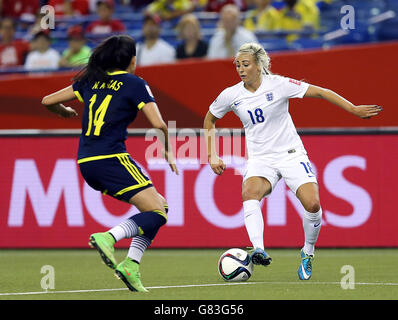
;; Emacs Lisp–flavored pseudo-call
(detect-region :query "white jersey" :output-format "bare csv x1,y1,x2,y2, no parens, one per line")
136,39,176,66
24,48,60,71
209,74,310,160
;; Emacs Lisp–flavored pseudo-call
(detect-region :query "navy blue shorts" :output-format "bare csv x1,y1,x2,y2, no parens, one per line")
78,153,153,202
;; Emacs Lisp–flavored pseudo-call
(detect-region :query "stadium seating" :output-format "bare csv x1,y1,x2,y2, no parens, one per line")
2,0,398,73
291,37,325,50
260,38,292,52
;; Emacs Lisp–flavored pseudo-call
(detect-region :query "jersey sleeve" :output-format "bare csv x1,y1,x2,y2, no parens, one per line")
280,76,310,99
132,78,156,110
209,88,232,119
72,81,84,103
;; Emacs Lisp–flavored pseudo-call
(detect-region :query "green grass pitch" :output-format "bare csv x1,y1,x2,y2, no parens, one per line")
0,248,397,300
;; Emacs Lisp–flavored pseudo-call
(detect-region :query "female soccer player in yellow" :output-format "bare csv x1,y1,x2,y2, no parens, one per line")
42,35,178,292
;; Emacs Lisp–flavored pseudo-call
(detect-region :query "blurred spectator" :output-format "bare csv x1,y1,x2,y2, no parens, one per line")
122,0,153,11
136,14,175,66
207,4,257,59
73,0,91,15
278,0,320,33
204,0,246,12
59,25,91,68
48,0,90,16
88,0,109,13
86,0,125,35
176,13,208,60
26,11,49,40
243,0,280,31
0,18,30,68
145,0,195,21
24,30,60,70
0,0,39,19
244,0,256,11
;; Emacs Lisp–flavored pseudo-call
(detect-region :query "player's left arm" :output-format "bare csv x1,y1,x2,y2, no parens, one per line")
42,85,78,118
304,85,383,119
141,102,179,175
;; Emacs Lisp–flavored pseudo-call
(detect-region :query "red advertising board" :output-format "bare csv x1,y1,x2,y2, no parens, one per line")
0,41,397,130
0,134,397,248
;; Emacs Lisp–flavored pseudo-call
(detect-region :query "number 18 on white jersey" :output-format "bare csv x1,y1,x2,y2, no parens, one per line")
209,75,310,159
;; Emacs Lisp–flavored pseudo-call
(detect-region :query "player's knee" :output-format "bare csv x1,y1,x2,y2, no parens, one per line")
304,200,321,213
157,193,169,213
242,188,262,202
153,209,167,225
141,210,167,240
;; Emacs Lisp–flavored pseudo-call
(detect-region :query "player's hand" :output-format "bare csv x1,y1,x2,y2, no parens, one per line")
163,150,179,175
59,106,78,118
169,163,179,175
351,105,383,119
209,156,226,175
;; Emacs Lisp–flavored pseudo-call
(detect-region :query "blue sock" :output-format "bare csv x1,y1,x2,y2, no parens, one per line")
129,210,167,241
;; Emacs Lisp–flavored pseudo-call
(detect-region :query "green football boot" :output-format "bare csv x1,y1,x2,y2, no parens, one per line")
89,232,117,269
115,258,148,293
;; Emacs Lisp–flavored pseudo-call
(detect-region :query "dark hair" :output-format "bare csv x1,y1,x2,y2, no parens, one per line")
143,14,161,25
74,35,136,84
33,30,51,41
97,0,114,9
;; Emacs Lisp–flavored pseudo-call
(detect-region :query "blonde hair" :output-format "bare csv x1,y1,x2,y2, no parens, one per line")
236,42,272,75
176,13,202,40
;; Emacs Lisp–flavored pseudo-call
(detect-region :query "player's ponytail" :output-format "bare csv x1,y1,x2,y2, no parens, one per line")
236,42,272,76
74,35,136,84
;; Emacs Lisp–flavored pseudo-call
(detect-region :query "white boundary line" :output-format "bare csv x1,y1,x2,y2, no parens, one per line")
0,281,397,297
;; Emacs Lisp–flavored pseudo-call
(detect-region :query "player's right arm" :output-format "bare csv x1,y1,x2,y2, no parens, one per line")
204,88,233,175
141,102,179,175
41,85,78,118
203,111,226,175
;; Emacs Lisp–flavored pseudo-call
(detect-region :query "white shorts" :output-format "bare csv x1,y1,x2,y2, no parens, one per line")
243,147,318,195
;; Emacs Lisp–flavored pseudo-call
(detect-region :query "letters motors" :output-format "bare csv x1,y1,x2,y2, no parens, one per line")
1,135,396,248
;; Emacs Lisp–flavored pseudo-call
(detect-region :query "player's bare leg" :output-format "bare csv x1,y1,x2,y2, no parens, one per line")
296,182,322,280
157,193,169,214
296,182,321,214
128,186,166,212
242,176,272,201
242,177,272,266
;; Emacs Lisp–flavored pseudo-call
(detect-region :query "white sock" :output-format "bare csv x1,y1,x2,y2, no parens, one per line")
302,208,322,256
243,199,264,250
128,236,151,263
108,219,139,242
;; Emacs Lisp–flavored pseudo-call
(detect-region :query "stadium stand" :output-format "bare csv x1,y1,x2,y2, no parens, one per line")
0,0,397,73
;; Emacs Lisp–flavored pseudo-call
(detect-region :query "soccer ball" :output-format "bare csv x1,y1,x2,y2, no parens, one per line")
218,248,253,282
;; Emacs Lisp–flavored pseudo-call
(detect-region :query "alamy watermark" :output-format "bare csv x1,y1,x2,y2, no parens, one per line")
40,5,55,30
340,265,355,290
144,121,247,167
340,5,355,30
40,265,55,291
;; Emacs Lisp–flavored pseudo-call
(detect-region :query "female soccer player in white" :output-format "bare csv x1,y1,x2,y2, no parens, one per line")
204,42,382,280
